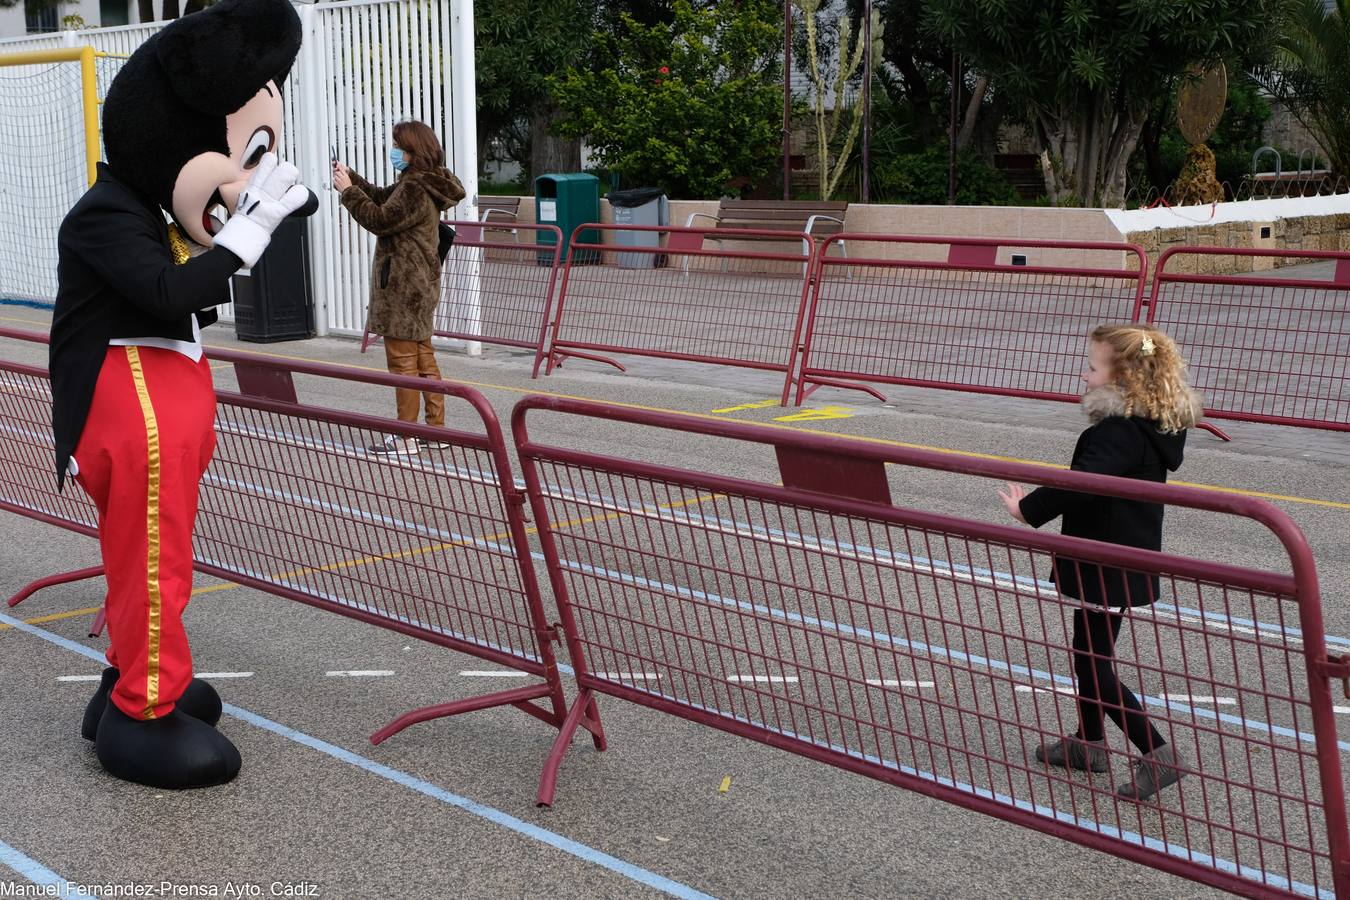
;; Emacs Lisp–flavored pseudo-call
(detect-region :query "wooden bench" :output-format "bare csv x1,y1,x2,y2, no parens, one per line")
478,195,521,223
684,199,848,246
676,199,849,272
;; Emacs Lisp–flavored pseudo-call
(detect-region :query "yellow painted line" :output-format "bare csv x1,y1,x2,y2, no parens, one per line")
191,581,239,596
712,399,779,413
0,605,101,631
774,405,853,422
1168,480,1350,511
0,313,51,327
206,342,1350,511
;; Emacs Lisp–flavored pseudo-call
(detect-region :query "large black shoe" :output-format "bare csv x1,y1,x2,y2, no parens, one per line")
81,667,223,741
94,702,241,790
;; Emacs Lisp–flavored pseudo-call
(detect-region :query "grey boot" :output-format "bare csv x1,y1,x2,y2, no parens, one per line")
1117,745,1184,801
1034,736,1109,773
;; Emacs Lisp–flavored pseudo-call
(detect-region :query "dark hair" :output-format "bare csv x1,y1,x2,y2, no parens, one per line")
393,120,445,173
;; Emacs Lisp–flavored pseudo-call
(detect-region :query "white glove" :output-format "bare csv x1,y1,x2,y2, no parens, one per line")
213,153,310,268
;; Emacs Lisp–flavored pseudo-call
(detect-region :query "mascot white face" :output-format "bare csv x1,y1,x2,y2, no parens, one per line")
171,80,283,246
100,0,308,249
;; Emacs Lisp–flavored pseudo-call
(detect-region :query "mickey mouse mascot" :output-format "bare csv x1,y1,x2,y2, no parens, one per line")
50,0,315,789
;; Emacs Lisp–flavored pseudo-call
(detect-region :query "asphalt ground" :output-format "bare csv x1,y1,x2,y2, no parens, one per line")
1,299,1347,900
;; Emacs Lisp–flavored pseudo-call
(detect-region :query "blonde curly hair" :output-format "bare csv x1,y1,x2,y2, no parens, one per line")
1091,324,1201,433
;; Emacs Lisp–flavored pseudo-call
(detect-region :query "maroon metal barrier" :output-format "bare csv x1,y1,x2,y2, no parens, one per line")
540,223,816,385
1146,247,1350,432
514,394,1350,897
0,327,602,752
792,235,1148,407
360,221,564,367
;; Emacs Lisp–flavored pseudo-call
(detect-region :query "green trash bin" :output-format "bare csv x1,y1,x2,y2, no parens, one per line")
535,173,600,264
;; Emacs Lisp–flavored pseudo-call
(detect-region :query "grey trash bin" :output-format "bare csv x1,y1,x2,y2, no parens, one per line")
607,187,668,269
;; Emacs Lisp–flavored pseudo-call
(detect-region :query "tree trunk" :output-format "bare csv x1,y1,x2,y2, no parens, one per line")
955,75,988,151
1035,93,1147,207
137,0,155,22
529,103,580,184
161,0,179,19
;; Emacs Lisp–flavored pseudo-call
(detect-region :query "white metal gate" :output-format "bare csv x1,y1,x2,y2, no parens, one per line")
0,0,479,336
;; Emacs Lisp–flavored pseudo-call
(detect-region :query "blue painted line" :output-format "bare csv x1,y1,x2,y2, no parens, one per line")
0,298,54,311
0,610,716,900
0,837,72,887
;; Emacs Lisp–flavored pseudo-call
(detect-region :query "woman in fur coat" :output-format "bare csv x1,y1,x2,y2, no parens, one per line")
333,120,465,454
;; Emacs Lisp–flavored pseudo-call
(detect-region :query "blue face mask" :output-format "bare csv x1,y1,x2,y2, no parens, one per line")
389,147,409,172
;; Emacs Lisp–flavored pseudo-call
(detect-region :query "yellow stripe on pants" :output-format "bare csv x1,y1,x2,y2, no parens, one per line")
125,347,164,719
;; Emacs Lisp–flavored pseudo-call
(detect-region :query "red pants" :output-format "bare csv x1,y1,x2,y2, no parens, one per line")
74,347,216,720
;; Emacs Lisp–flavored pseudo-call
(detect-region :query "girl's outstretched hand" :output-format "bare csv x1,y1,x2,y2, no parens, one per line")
998,482,1029,525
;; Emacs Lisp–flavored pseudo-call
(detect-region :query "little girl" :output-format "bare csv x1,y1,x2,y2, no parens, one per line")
998,324,1202,802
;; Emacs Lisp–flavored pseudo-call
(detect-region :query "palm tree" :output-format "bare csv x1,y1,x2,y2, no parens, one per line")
1264,0,1350,175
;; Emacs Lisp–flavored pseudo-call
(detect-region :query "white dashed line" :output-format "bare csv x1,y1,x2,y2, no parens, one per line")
325,670,395,677
866,679,935,688
196,672,254,679
1015,685,1077,697
55,674,102,682
459,670,529,677
727,675,798,684
596,672,661,680
1153,694,1236,705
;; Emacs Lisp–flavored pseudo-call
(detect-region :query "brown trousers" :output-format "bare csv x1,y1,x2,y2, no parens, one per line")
383,337,444,425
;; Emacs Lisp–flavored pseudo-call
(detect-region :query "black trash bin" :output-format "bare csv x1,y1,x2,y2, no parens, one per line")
607,187,668,269
231,217,315,342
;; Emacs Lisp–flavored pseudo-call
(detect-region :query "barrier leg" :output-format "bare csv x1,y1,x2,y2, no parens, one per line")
6,565,104,609
369,682,554,745
547,349,626,374
1199,421,1233,442
582,693,606,750
88,605,106,638
795,375,886,405
536,688,595,808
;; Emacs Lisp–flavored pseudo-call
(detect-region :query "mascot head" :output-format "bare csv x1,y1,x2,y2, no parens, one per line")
101,0,302,247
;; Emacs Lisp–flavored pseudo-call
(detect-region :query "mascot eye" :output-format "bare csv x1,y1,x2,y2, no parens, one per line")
242,126,275,169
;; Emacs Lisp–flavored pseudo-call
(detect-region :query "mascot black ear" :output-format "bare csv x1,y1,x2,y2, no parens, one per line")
155,0,301,115
102,0,303,211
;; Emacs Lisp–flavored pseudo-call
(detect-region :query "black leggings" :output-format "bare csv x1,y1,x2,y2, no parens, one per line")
1072,606,1166,752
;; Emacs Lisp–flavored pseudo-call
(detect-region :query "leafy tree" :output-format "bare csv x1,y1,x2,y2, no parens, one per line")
1258,0,1350,175
477,0,597,182
550,0,782,198
927,0,1280,206
874,145,1019,205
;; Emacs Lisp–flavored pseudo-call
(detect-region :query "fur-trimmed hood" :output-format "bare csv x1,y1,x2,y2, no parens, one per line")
1080,385,1201,472
401,167,464,211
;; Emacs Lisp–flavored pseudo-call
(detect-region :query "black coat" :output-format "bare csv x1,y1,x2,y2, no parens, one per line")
1019,403,1188,608
50,163,242,490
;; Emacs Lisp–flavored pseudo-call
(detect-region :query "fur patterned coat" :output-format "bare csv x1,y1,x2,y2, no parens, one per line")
341,166,465,341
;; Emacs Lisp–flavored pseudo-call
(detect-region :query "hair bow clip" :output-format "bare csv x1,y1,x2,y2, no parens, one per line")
1140,335,1156,356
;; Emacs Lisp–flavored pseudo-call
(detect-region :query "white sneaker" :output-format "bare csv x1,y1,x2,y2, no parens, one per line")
367,435,419,456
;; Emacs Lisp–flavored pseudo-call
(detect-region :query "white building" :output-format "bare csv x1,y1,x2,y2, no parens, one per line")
0,0,132,38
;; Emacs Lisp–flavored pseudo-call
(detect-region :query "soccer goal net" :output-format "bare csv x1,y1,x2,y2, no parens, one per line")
0,47,122,306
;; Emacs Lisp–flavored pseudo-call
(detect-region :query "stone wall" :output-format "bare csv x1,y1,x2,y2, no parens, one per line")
1122,214,1350,273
